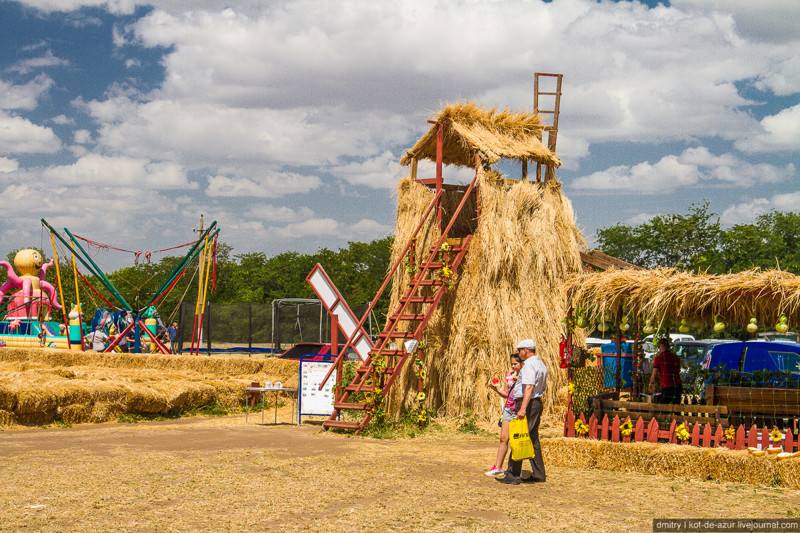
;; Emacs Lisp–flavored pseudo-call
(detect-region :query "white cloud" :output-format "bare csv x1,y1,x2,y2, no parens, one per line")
0,111,61,153
720,190,800,225
206,172,321,198
572,147,796,193
39,154,193,188
348,218,392,239
736,104,800,153
331,151,399,190
0,75,54,110
0,157,19,173
270,218,341,240
73,129,92,144
51,114,74,125
9,50,69,75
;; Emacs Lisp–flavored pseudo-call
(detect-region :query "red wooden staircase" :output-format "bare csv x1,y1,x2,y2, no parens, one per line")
319,173,478,433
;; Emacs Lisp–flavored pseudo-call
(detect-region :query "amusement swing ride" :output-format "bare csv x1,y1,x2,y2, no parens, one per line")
0,218,219,354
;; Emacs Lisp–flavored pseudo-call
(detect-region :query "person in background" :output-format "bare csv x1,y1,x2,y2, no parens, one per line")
497,338,547,485
168,322,178,354
485,353,523,476
649,337,683,404
84,328,108,352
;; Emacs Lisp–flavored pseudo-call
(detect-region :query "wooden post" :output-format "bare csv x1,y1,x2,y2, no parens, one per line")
435,122,443,233
522,159,528,181
410,158,418,181
632,316,640,399
331,315,341,400
615,305,623,394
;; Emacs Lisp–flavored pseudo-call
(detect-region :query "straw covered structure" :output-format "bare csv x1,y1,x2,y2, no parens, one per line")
386,170,584,421
565,268,800,327
399,102,561,168
0,348,299,425
544,437,800,489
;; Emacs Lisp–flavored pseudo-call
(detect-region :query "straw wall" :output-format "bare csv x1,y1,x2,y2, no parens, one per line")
544,437,800,489
387,171,584,421
0,348,299,425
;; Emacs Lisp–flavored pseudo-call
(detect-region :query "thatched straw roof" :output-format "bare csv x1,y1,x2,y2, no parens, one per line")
565,268,800,326
399,102,561,168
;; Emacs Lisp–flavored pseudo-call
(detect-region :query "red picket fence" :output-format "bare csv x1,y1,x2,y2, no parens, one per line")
564,410,800,452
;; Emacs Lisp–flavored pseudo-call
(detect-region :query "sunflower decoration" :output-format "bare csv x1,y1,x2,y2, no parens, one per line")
675,422,691,442
568,382,576,395
724,427,735,441
440,241,451,253
771,428,783,444
620,418,633,438
575,420,589,435
417,391,426,402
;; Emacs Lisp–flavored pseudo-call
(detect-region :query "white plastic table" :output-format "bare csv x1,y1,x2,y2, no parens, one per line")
244,387,298,425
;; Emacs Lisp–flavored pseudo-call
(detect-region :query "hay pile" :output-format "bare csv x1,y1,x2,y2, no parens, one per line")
565,268,800,326
0,348,299,426
544,437,800,489
387,171,584,421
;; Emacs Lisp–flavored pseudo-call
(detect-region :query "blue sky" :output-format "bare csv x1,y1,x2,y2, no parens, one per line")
0,0,798,270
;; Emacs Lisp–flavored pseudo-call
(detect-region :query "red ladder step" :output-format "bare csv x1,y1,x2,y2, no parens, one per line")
323,420,361,429
399,296,435,304
389,314,426,321
333,402,368,410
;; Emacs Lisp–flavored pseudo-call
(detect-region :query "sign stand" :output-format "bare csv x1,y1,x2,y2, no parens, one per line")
298,354,336,424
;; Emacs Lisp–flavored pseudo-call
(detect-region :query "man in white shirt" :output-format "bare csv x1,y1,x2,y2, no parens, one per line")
497,338,547,485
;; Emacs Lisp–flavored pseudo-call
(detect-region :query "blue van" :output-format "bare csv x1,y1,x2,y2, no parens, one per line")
703,341,800,374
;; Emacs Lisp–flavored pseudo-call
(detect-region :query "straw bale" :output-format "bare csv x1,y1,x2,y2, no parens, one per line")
400,102,561,168
0,348,300,425
566,267,800,327
543,437,800,489
0,409,15,425
387,171,584,422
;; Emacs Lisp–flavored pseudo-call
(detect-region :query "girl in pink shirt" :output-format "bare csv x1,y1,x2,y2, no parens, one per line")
485,353,522,476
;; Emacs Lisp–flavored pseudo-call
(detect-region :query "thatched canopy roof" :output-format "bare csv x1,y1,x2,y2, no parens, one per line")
399,102,561,168
565,268,800,326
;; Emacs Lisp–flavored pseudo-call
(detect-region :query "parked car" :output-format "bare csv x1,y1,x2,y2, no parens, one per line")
757,331,800,344
641,333,697,372
277,342,360,361
703,341,800,374
671,339,738,390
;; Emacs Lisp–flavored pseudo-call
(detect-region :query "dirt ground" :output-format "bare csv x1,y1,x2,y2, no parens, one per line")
2,409,800,533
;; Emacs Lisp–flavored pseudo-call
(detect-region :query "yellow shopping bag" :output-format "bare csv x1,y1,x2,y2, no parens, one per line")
509,417,535,461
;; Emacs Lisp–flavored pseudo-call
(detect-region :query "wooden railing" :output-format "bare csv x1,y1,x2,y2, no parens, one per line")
564,410,800,452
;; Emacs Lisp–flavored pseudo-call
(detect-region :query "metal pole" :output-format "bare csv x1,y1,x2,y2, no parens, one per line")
248,301,253,357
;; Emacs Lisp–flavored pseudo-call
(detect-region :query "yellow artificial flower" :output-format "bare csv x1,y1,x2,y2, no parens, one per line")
724,427,735,441
442,265,453,279
440,242,451,252
675,423,691,442
620,418,633,437
417,392,426,402
771,428,783,443
419,369,427,380
568,383,576,395
574,420,589,435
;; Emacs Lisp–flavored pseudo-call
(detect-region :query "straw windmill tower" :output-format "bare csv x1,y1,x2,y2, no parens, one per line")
323,74,585,432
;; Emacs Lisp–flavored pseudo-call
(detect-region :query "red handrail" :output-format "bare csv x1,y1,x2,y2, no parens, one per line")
317,188,444,389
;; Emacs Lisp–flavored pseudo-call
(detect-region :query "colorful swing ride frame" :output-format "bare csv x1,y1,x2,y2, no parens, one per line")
34,218,219,354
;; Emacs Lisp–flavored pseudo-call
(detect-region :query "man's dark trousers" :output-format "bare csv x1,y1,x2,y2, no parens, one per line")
507,397,545,482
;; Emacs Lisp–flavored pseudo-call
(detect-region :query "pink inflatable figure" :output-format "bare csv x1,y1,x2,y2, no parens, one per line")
0,249,63,319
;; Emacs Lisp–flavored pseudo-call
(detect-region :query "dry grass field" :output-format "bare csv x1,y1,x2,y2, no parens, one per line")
2,410,800,533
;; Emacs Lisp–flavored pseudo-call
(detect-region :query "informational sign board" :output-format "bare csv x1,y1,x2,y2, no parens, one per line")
298,356,336,424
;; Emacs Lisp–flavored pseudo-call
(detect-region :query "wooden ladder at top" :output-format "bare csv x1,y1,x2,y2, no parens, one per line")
533,72,563,182
321,173,479,433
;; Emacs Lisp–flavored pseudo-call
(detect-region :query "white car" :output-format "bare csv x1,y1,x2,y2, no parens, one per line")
641,333,696,372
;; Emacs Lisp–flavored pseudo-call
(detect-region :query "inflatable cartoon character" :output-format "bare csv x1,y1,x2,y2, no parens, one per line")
0,249,63,319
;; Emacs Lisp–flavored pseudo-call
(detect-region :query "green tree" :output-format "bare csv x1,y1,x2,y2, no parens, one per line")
720,211,800,274
597,201,723,271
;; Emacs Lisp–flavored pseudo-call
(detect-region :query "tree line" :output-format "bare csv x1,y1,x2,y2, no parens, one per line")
4,237,393,328
596,202,800,274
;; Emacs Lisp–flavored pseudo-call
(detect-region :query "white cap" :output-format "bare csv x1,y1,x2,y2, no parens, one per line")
516,339,536,350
